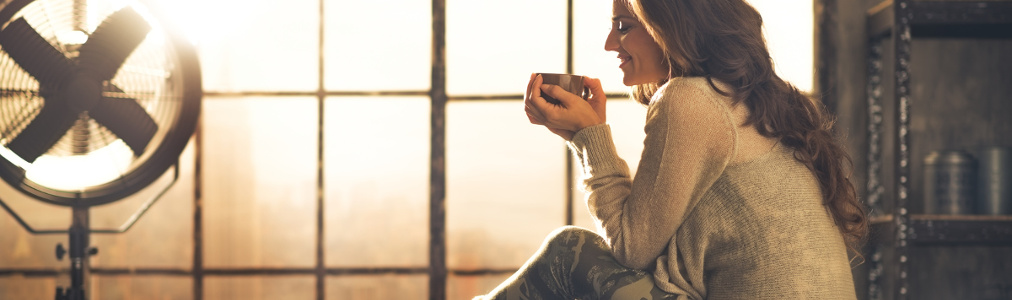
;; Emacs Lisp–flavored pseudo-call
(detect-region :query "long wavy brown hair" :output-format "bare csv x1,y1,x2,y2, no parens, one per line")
624,0,868,262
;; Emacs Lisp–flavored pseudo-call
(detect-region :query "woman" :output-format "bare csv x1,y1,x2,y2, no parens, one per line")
475,0,867,299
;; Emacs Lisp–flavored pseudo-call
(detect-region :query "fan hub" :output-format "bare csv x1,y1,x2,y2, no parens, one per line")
63,73,103,113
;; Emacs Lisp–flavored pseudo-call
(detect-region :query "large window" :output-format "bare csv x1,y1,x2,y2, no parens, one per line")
0,0,813,299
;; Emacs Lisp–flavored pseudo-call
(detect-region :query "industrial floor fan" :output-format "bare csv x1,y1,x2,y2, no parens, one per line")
0,0,201,299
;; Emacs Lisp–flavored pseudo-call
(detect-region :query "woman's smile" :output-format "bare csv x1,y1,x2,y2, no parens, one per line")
617,54,632,68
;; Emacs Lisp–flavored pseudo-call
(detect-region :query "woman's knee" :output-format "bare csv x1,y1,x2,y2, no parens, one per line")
542,226,605,252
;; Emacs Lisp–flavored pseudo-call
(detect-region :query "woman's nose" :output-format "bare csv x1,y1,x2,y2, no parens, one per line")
604,29,619,52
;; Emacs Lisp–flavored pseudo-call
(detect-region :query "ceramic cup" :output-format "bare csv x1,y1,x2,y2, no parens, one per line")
536,73,589,104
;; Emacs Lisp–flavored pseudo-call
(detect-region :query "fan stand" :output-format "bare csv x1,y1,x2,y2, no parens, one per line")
55,205,91,300
0,163,180,300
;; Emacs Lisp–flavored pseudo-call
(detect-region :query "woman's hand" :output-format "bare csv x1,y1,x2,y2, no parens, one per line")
524,74,607,140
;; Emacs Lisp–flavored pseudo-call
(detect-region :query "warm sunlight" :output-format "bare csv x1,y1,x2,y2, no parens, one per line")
145,0,269,47
0,141,133,191
0,0,819,299
147,0,812,93
748,0,814,92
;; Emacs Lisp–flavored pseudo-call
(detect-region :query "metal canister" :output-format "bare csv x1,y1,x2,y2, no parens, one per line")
924,150,977,214
978,147,1011,215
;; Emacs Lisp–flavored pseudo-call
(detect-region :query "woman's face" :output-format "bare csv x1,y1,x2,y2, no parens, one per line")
605,1,668,86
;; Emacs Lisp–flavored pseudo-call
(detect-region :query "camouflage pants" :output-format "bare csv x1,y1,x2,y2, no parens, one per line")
475,226,677,300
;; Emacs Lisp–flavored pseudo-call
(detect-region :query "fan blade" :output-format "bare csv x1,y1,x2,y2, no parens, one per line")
77,7,151,81
0,18,75,87
89,94,157,156
7,101,78,163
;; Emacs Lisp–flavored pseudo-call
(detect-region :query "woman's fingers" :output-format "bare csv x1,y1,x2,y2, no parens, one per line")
532,74,544,100
525,74,549,124
528,76,558,115
531,85,566,125
524,74,605,140
525,103,545,125
525,73,537,100
583,77,607,123
539,83,584,107
538,84,561,105
525,74,601,136
584,77,606,101
525,86,545,121
525,111,540,125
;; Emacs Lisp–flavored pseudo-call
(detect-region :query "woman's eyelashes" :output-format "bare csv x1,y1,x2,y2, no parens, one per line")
614,20,632,34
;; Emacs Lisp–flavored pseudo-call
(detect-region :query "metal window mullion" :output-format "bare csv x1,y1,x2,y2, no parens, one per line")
203,91,431,97
564,0,575,226
315,0,327,299
430,0,448,299
0,266,522,277
193,110,204,300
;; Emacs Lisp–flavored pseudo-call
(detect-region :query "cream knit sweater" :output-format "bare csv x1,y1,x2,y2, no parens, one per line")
567,77,857,299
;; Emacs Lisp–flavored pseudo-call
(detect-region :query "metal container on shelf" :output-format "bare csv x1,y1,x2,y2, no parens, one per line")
924,150,977,214
978,146,1011,215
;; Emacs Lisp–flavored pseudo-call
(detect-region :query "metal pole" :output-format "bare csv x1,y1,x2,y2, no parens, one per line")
866,37,885,300
67,205,90,300
892,0,913,298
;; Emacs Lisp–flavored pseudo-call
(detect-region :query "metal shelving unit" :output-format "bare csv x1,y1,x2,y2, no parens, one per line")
870,214,1012,245
863,1,1012,299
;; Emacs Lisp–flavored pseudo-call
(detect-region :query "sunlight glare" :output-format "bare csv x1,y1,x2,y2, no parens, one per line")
147,0,268,47
0,140,134,191
747,0,814,92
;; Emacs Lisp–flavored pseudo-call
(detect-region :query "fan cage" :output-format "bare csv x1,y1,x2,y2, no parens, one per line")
0,0,200,206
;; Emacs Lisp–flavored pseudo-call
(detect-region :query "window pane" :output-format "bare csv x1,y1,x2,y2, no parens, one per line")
90,142,195,269
324,1,431,91
573,0,628,94
324,97,429,267
572,100,646,231
0,226,64,269
202,97,318,267
0,277,57,300
447,101,566,269
195,0,320,92
448,274,512,300
0,186,71,231
0,182,67,268
326,274,427,300
205,276,315,300
446,0,567,95
747,0,814,92
91,275,191,300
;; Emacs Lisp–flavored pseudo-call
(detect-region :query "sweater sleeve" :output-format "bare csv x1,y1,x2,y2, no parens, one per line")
568,79,736,270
